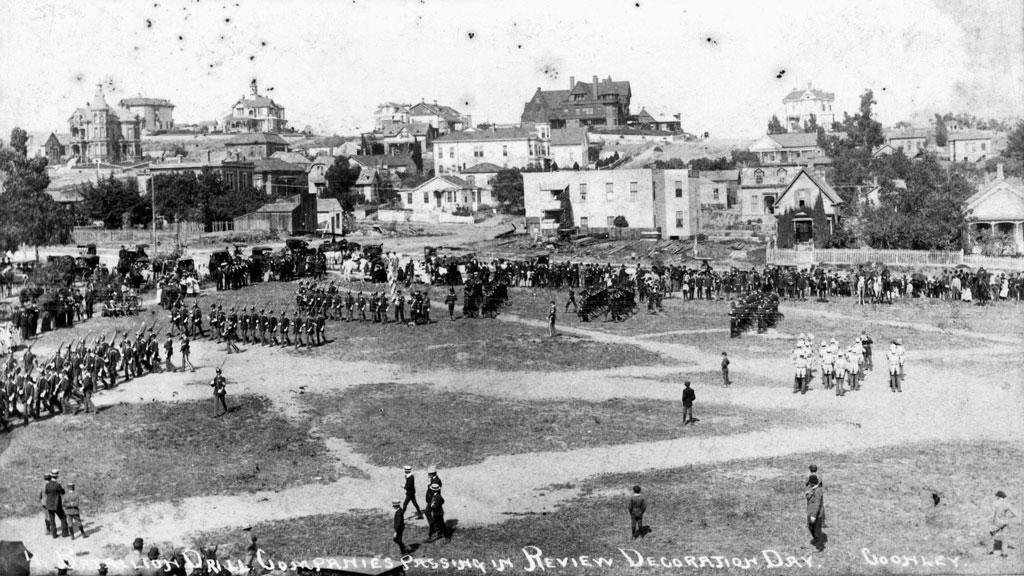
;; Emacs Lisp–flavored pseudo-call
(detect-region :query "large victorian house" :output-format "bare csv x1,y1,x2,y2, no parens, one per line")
223,80,288,134
67,85,142,164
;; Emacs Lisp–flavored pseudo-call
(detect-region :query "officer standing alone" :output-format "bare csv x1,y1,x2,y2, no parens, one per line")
211,368,228,416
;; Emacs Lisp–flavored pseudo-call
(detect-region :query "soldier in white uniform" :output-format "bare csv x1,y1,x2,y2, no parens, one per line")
894,338,906,388
886,342,901,392
846,345,862,391
820,342,833,390
832,349,846,397
794,352,808,394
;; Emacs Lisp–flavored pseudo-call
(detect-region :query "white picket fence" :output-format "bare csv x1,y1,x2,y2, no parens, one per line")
767,248,1024,271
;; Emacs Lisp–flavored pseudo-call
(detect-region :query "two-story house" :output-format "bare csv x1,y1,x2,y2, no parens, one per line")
748,132,826,165
408,101,471,135
523,168,698,240
223,80,287,134
521,75,632,129
948,131,993,163
782,83,835,131
772,168,844,244
433,124,552,174
67,85,142,164
224,132,289,160
117,96,175,133
884,128,929,156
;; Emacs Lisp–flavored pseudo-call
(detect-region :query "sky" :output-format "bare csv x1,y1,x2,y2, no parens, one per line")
1,0,1021,141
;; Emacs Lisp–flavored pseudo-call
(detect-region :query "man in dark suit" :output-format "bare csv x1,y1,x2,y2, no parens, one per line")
392,500,409,555
629,485,647,539
681,382,696,425
428,484,450,542
402,465,423,519
43,470,69,538
805,475,826,551
424,467,441,538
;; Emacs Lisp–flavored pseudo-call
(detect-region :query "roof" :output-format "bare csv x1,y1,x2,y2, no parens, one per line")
569,78,632,99
948,130,995,142
254,157,306,173
435,126,541,143
409,101,467,122
115,107,138,122
231,95,284,109
461,162,504,174
196,120,218,127
256,195,302,213
438,175,472,188
768,133,820,148
226,133,289,146
966,176,1024,212
782,86,835,102
349,154,415,169
381,122,432,137
354,168,375,185
119,97,174,108
739,167,796,187
885,128,930,140
270,151,311,165
550,127,588,146
635,108,658,123
317,197,344,213
700,169,740,182
775,168,844,206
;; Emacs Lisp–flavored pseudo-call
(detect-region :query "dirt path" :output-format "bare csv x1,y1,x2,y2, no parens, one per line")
2,303,1021,557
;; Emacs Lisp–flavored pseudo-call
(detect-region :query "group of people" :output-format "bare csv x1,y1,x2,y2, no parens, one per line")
789,331,905,396
393,464,449,553
38,468,88,540
0,327,196,431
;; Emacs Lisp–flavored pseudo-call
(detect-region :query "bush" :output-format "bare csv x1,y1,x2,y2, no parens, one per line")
653,146,663,152
452,206,472,217
696,233,708,241
613,215,629,228
477,204,493,212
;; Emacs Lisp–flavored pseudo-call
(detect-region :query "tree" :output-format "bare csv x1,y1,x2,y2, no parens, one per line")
776,209,795,248
411,139,423,173
802,113,819,134
934,114,948,147
558,187,574,232
612,215,629,228
767,115,787,135
77,175,149,228
490,168,524,212
730,149,760,167
9,127,28,157
0,143,73,256
144,172,202,222
167,143,187,158
811,195,831,248
209,181,266,224
323,156,363,211
1006,120,1024,162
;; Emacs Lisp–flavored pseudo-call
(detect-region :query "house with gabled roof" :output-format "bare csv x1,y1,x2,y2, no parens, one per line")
748,132,826,165
885,128,930,156
66,84,142,163
434,123,552,174
965,164,1024,254
223,80,287,134
408,101,471,135
253,157,307,196
117,96,175,132
772,168,844,243
225,132,289,160
630,108,682,132
399,174,491,214
521,75,632,129
782,83,835,131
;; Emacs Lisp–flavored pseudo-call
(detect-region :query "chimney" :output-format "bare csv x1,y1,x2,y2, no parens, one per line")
592,75,598,99
806,82,812,90
569,76,575,88
997,163,1004,181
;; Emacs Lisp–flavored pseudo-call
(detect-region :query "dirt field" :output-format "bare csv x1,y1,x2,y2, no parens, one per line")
0,270,1021,575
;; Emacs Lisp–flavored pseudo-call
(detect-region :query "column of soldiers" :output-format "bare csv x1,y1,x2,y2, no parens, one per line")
788,332,902,396
0,326,190,432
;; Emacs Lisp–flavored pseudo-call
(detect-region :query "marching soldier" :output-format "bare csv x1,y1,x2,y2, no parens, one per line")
210,368,228,417
357,292,368,322
445,288,457,321
258,309,269,346
191,303,206,339
316,310,326,345
860,330,873,371
292,311,304,347
267,309,278,346
280,310,291,346
163,334,175,373
886,342,901,392
249,306,261,346
895,338,906,388
833,348,847,397
820,342,834,391
239,307,250,344
225,311,242,354
793,351,808,394
346,291,355,322
180,335,195,372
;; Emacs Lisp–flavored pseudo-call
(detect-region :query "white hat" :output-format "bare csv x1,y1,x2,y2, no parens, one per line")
427,465,437,474
403,465,412,471
50,469,60,477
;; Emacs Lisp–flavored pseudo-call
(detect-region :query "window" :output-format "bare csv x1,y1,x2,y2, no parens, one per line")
449,147,455,159
579,183,588,201
629,181,638,201
981,142,987,151
502,145,508,157
713,188,720,201
423,192,429,204
466,175,475,186
750,195,758,212
777,168,788,183
407,193,413,205
799,199,806,208
675,211,685,228
754,169,764,185
675,180,683,198
607,216,615,227
580,216,588,227
605,182,614,200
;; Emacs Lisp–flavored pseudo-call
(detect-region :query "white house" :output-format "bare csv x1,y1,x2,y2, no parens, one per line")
549,128,589,170
748,133,825,165
433,124,551,174
965,165,1024,254
317,197,345,233
399,175,491,213
948,131,993,163
523,168,699,240
782,83,835,131
772,168,845,244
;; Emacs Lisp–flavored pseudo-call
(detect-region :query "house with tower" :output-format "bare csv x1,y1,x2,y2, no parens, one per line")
223,80,288,134
782,83,835,132
66,84,142,164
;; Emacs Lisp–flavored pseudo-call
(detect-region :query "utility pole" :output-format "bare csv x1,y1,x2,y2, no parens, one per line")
151,172,157,254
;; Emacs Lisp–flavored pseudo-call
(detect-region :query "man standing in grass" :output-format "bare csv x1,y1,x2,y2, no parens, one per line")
721,352,731,386
211,368,228,417
392,500,409,555
402,466,423,519
547,301,557,337
629,485,646,539
805,475,826,552
990,491,1018,558
681,381,696,425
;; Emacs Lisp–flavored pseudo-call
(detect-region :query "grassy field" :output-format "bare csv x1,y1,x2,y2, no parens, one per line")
0,395,338,518
191,440,1024,575
304,383,811,469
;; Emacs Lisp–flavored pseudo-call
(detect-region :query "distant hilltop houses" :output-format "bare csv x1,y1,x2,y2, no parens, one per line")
223,79,287,134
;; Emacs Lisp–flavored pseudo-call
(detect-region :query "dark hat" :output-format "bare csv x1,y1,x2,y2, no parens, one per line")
807,474,820,486
132,537,144,549
633,485,641,493
216,368,222,374
147,547,160,560
996,490,1006,498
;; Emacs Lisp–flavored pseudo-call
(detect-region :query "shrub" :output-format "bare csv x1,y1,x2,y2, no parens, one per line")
613,215,629,228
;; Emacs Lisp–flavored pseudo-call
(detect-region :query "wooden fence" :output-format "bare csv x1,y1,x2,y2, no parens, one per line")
72,220,269,245
767,248,1024,271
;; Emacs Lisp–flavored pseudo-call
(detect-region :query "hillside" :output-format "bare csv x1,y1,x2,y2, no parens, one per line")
620,138,754,168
